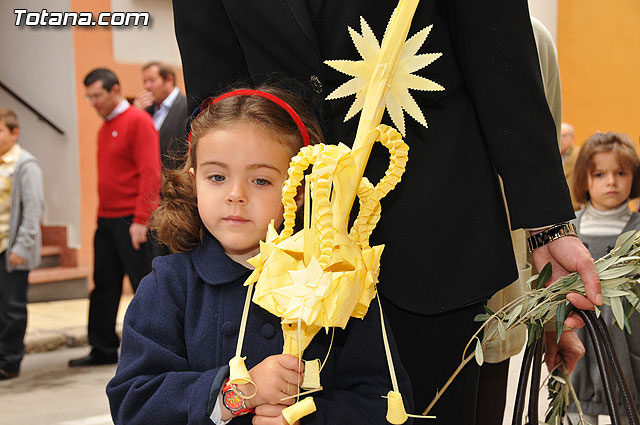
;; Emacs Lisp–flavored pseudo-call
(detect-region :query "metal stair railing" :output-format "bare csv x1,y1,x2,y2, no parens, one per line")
0,79,65,135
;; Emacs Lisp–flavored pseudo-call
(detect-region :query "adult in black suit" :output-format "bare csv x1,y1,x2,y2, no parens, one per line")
173,1,601,423
134,62,188,170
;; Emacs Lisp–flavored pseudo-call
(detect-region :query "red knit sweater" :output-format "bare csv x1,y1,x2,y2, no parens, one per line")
97,106,160,224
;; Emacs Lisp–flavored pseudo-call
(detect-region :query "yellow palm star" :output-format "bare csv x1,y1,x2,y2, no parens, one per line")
325,16,444,136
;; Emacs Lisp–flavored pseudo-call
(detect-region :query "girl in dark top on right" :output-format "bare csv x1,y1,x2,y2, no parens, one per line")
569,131,640,424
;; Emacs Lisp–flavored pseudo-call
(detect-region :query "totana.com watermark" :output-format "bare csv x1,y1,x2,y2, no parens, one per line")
14,9,150,27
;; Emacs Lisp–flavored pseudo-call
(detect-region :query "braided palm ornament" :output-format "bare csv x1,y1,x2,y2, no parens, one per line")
229,1,443,422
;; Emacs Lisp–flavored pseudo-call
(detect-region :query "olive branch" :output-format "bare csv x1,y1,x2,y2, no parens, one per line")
422,229,640,424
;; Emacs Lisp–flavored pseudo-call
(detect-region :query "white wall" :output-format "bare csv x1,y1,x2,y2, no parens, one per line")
112,0,181,66
528,0,558,42
0,0,82,248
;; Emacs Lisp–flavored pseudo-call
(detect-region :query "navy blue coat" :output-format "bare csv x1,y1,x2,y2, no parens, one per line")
107,233,412,424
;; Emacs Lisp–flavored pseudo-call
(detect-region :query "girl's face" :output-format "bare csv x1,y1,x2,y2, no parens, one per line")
588,151,634,211
193,123,293,263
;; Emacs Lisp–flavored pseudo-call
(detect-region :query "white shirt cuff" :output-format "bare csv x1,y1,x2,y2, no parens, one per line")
209,392,232,425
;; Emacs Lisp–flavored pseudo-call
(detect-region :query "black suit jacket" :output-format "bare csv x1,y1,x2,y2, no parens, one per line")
173,0,575,314
147,92,188,169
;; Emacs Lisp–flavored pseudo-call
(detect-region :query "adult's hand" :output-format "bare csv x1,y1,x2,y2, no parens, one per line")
129,223,148,250
543,330,585,373
532,235,602,328
133,90,154,110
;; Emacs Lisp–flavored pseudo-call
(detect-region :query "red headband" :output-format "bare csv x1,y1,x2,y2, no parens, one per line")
188,89,311,151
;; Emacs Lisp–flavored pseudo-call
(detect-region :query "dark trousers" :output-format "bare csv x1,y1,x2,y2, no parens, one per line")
381,297,485,425
0,251,29,373
89,217,152,355
476,359,510,425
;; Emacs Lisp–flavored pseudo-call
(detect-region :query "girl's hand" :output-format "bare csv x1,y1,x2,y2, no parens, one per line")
238,354,304,409
253,404,299,425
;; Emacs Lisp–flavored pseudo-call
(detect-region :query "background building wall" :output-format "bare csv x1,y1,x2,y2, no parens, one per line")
111,0,182,67
0,0,83,249
558,0,640,146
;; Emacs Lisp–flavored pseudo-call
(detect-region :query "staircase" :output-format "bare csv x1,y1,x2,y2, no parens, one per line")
27,225,89,303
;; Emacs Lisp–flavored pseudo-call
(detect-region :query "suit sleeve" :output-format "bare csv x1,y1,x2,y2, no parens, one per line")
106,260,226,425
173,0,251,112
447,0,574,228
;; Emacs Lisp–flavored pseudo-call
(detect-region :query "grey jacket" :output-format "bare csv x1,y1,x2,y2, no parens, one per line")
6,148,44,271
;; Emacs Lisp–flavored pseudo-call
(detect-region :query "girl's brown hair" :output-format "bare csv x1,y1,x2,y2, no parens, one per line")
150,84,324,253
572,131,640,206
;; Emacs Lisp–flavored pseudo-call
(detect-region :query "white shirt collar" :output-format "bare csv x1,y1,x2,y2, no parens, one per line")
160,87,180,110
105,99,130,121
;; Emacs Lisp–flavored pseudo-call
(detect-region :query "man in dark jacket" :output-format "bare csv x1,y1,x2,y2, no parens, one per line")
172,1,601,422
134,62,188,170
134,62,188,257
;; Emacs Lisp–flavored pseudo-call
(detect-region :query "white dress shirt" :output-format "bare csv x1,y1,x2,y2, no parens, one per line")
152,87,180,130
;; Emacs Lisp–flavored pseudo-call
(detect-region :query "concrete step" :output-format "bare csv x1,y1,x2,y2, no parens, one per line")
28,266,89,303
41,225,79,267
39,245,62,268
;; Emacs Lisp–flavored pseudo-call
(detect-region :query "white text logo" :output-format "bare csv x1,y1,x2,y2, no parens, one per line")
14,9,150,27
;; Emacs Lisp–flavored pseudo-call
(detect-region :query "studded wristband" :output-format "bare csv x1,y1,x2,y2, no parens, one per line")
527,222,577,252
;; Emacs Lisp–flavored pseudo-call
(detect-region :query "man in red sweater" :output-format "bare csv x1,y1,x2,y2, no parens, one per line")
69,68,161,367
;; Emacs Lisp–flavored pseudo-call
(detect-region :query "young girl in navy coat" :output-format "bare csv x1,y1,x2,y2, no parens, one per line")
106,85,412,425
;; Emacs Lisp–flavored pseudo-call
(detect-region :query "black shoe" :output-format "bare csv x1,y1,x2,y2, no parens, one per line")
68,352,118,367
0,369,19,380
